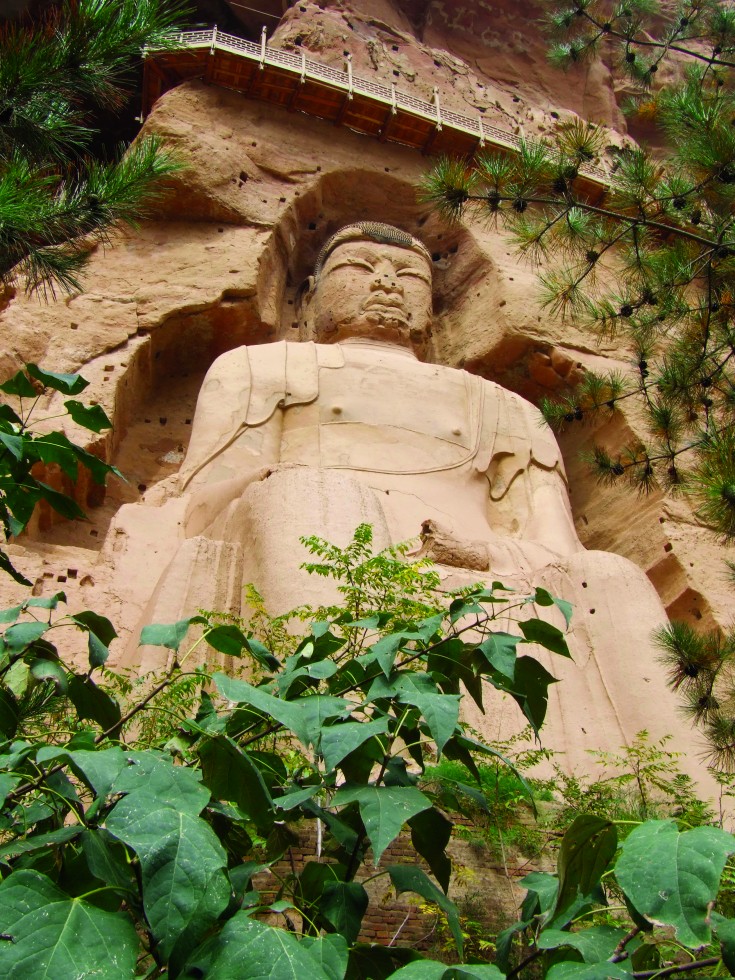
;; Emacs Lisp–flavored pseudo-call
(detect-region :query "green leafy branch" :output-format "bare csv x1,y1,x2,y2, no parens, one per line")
0,363,121,585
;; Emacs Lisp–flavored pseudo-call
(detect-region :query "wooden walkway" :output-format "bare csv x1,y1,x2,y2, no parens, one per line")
142,28,608,198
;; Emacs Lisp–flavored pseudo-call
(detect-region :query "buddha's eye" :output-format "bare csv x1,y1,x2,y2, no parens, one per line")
397,266,431,284
330,256,374,273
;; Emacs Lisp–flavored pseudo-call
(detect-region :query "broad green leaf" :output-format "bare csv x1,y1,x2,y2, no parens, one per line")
205,624,247,657
398,689,460,756
301,934,349,980
0,825,83,861
537,925,630,962
495,918,533,973
554,815,616,919
45,747,127,811
276,785,322,810
616,819,735,947
519,617,571,657
214,673,350,747
106,794,229,961
70,611,117,668
409,807,452,893
320,880,369,945
361,633,404,676
29,657,68,693
0,402,21,424
247,635,282,671
387,864,463,956
307,659,339,678
346,944,412,978
500,655,558,735
0,772,19,806
182,911,334,979
0,550,31,587
333,785,431,864
3,620,48,651
546,965,633,980
382,964,446,979
68,675,121,734
30,432,78,479
368,672,460,755
27,364,89,395
445,968,506,979
320,718,389,771
36,481,86,520
199,735,274,833
25,592,66,610
387,963,506,979
534,587,573,627
521,870,559,918
0,869,137,978
63,399,112,432
630,943,661,971
140,617,200,651
0,368,37,397
0,741,36,774
0,687,19,740
302,801,360,854
0,432,23,460
111,751,211,813
81,829,137,893
51,749,209,818
0,604,23,624
478,632,519,679
448,595,484,623
714,914,735,974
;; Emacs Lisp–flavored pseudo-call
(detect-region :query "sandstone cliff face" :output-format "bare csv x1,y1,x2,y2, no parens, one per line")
0,1,730,736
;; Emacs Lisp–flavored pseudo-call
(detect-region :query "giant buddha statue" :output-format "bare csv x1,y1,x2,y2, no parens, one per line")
123,222,705,784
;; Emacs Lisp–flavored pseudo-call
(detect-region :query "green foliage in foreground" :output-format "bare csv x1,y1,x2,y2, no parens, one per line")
0,527,731,978
0,363,121,586
0,366,733,978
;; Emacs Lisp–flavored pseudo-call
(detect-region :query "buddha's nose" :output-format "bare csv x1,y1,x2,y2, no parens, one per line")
371,271,403,293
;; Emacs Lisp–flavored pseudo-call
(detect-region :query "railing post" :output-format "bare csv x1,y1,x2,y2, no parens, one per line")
346,53,353,99
478,113,485,147
432,87,442,131
259,26,267,69
210,25,217,54
300,49,306,83
390,81,397,114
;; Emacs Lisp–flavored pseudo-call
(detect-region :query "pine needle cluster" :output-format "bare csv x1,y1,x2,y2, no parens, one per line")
419,0,735,542
0,0,188,296
656,619,735,769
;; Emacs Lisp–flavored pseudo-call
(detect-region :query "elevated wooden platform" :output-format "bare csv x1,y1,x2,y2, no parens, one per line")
142,28,609,200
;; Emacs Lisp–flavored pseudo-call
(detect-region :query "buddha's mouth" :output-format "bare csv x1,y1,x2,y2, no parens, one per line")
362,298,408,323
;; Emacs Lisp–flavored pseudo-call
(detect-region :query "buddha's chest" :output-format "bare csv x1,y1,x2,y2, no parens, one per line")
281,354,477,471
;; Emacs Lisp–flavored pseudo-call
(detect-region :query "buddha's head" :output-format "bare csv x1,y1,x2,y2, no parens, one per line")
301,222,433,350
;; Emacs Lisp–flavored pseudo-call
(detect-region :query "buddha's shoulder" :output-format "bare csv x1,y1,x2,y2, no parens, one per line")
206,341,305,375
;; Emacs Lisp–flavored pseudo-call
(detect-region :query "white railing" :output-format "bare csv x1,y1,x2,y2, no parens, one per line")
159,28,608,183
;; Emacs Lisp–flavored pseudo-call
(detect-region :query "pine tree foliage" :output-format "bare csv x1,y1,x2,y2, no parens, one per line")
420,0,735,542
0,0,187,296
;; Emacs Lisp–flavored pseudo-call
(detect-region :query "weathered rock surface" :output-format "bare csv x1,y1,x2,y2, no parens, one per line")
1,0,731,785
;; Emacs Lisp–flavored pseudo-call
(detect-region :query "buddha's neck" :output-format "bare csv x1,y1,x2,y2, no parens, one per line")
337,337,418,359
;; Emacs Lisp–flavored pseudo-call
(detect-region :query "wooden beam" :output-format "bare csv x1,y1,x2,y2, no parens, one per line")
378,104,395,142
334,92,351,126
422,126,440,154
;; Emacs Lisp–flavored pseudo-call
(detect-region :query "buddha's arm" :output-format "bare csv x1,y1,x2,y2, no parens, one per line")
481,388,580,558
177,346,285,536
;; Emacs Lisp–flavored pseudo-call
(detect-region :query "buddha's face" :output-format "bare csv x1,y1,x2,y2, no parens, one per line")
306,240,433,348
